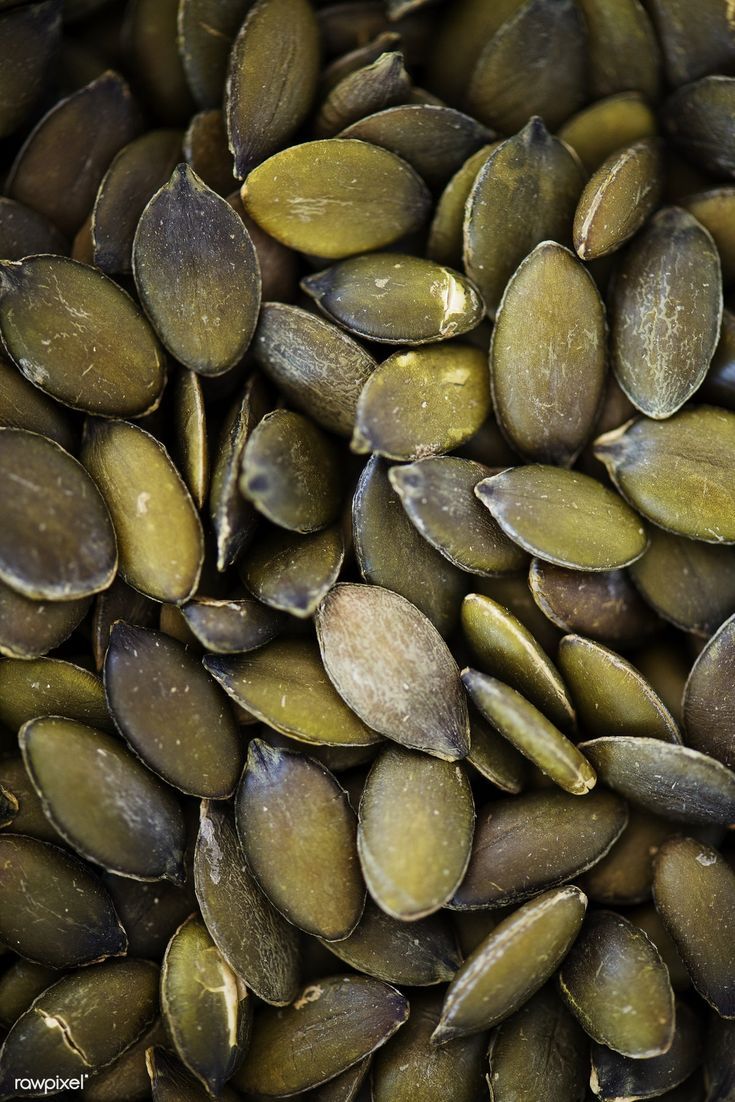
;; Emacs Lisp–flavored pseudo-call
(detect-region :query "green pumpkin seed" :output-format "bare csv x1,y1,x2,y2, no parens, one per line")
579,736,735,824
464,118,584,319
0,656,110,733
242,140,430,258
462,670,596,795
648,0,735,85
7,71,139,239
558,92,658,175
181,596,283,653
91,129,183,274
172,369,208,510
580,809,673,906
574,139,663,261
426,0,525,104
316,583,470,760
0,784,17,828
0,834,126,968
0,960,56,1030
20,716,186,882
703,311,735,409
234,974,409,1097
0,429,116,603
178,0,252,109
82,419,204,603
358,746,474,920
205,637,380,748
491,242,606,465
664,76,735,177
461,593,574,730
595,407,735,543
253,303,376,436
104,623,243,798
476,466,648,571
0,255,166,417
183,109,234,196
575,0,660,100
684,613,735,768
105,866,196,961
427,143,497,268
91,578,158,672
242,524,345,620
0,960,158,1096
558,910,674,1057
628,903,691,993
125,0,194,126
0,756,60,845
240,409,343,533
654,836,735,1017
229,192,300,301
133,165,260,376
0,351,74,450
0,583,90,661
633,642,690,729
194,801,301,1006
0,1,61,139
476,572,562,655
487,984,588,1102
353,344,490,459
0,196,67,262
683,188,735,285
433,886,587,1044
161,915,250,1095
466,709,528,794
451,789,627,910
303,255,484,345
236,740,365,939
85,1019,166,1102
315,51,410,138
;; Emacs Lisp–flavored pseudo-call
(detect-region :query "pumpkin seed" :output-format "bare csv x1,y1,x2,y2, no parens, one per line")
0,350,73,450
476,572,562,655
304,1058,371,1102
426,0,525,105
0,960,56,1031
0,655,111,733
704,312,735,410
242,524,345,620
104,867,196,962
558,92,658,175
125,0,194,126
315,51,410,138
146,1045,239,1102
684,613,735,768
183,109,234,196
172,369,208,511
580,809,673,906
0,756,60,845
0,583,90,661
229,191,300,302
91,578,159,672
466,709,528,794
315,583,470,760
85,1019,166,1102
628,903,691,994
181,596,283,653
574,139,663,261
664,76,735,178
649,0,735,86
427,143,497,268
0,1,61,139
0,785,17,828
703,1014,735,1102
575,0,660,101
0,196,67,262
634,641,689,729
178,0,252,109
683,188,735,285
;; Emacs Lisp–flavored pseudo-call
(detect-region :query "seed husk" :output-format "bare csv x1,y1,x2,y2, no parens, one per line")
433,885,587,1044
177,0,253,110
654,836,735,1018
664,75,735,178
579,736,735,824
0,196,67,262
466,709,528,794
486,984,589,1102
558,92,658,175
580,809,673,907
172,369,208,510
0,429,116,603
462,670,596,795
683,188,735,285
0,585,90,661
242,524,345,620
236,740,365,939
315,583,470,760
574,139,663,261
229,192,300,302
628,903,691,994
240,409,343,533
476,466,647,572
183,109,234,196
575,0,660,101
161,914,251,1095
0,655,111,733
0,351,74,450
20,715,186,883
242,139,430,258
204,637,380,748
492,242,606,465
82,419,204,604
463,117,584,319
683,613,735,768
637,642,695,727
594,407,735,543
357,745,474,920
303,254,484,346
352,345,491,459
252,302,377,437
427,143,497,268
315,51,410,138
0,960,56,1031
0,960,158,1096
451,789,627,910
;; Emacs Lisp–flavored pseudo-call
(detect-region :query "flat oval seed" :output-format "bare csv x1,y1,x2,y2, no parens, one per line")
389,458,527,576
236,741,364,940
303,255,484,345
234,975,409,1097
91,578,159,672
204,637,380,748
319,898,461,986
0,428,116,601
451,789,627,910
84,1019,166,1102
242,140,430,258
20,716,185,883
463,670,595,795
0,351,74,450
610,208,723,418
491,242,606,466
0,960,158,1095
225,0,320,177
82,419,204,604
558,92,658,175
684,613,735,767
558,636,680,743
146,1045,240,1102
654,837,735,1017
0,960,56,1030
576,0,660,100
476,466,648,571
594,408,735,543
161,915,250,1095
579,736,735,824
178,0,252,109
315,583,470,760
181,597,283,653
358,746,474,920
466,710,528,794
461,593,574,730
242,525,345,620
0,255,165,417
353,345,490,459
0,834,127,968
0,656,110,733
183,109,233,195
683,188,735,285
574,139,663,260
0,196,67,263
252,303,376,436
487,985,588,1102
239,409,342,533
558,910,674,1057
133,165,260,376
427,143,497,268
647,0,735,85
664,76,735,178
580,809,673,907
433,886,587,1044
0,755,60,845
194,802,301,1006
0,1,61,139
104,623,243,798
172,369,208,510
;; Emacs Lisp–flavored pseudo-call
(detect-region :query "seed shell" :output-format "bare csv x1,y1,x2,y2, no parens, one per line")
125,0,195,127
427,143,496,268
183,109,234,196
0,1,62,140
180,596,283,653
683,188,735,285
465,709,528,794
0,960,56,1031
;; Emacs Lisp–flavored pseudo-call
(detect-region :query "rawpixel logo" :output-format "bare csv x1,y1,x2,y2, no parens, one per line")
14,1076,89,1094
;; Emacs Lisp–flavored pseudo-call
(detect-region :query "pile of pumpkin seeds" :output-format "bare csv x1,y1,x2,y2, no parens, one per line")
4,0,735,1099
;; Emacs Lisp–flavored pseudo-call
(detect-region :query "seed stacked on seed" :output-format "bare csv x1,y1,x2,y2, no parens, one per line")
1,1,735,1100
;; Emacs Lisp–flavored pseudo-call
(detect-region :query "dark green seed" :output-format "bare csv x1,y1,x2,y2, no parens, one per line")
684,612,735,768
0,656,111,733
